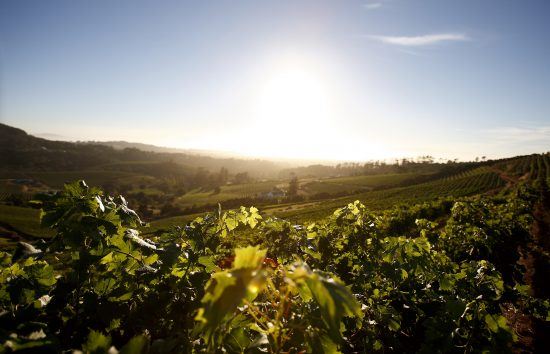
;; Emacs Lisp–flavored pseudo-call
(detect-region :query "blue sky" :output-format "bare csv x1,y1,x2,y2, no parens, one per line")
1,0,549,161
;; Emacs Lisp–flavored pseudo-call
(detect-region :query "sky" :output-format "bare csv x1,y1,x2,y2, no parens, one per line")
1,0,550,161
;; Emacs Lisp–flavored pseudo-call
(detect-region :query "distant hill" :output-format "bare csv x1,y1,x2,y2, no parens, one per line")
0,123,287,177
0,123,68,150
84,140,241,158
0,123,119,171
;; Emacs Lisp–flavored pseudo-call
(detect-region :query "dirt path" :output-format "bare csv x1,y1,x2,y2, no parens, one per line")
489,166,519,188
526,185,550,298
481,166,520,197
512,176,550,353
489,165,550,352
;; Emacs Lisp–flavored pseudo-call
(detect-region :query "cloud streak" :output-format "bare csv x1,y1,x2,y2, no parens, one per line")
486,126,550,143
363,3,382,10
369,33,470,46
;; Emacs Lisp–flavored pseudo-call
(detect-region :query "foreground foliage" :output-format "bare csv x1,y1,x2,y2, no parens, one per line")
0,181,548,353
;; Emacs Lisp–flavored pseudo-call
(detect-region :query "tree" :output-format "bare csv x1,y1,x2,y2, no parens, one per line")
218,167,229,185
288,175,299,199
234,172,250,184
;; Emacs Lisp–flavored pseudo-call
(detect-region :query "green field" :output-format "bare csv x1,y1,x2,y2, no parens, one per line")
0,204,53,247
175,180,284,208
30,170,137,188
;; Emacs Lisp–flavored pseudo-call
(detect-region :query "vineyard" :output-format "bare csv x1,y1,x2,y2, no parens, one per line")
272,169,506,222
1,152,549,353
143,169,504,233
300,173,421,195
0,155,547,240
493,154,550,183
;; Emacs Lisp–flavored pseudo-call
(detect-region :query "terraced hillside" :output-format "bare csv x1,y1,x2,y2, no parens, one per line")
493,153,550,182
269,166,507,222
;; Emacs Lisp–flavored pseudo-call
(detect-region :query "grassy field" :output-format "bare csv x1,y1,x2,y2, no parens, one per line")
175,180,285,208
0,170,139,189
30,170,137,188
0,204,53,247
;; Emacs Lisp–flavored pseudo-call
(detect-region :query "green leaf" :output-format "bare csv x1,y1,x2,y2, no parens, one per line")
224,213,239,231
496,315,510,331
388,318,401,331
445,299,466,320
84,330,111,354
119,335,149,354
514,284,531,296
144,254,159,266
307,331,341,354
195,247,267,341
94,278,117,296
246,207,262,228
101,252,114,264
198,255,219,272
30,264,57,287
301,270,363,342
233,246,266,269
225,326,252,352
303,246,321,260
109,291,133,302
484,314,499,333
439,275,454,291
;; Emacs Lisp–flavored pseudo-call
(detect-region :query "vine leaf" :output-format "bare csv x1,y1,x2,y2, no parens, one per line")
83,331,111,354
292,266,364,343
195,246,267,342
119,335,149,354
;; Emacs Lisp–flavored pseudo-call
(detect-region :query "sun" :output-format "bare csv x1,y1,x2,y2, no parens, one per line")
184,55,387,161
250,58,335,158
258,67,330,130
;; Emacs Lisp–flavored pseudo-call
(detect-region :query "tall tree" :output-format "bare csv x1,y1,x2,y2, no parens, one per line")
288,175,299,199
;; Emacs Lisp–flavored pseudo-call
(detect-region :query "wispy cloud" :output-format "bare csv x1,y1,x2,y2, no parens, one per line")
369,33,470,46
363,2,382,10
486,126,550,143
